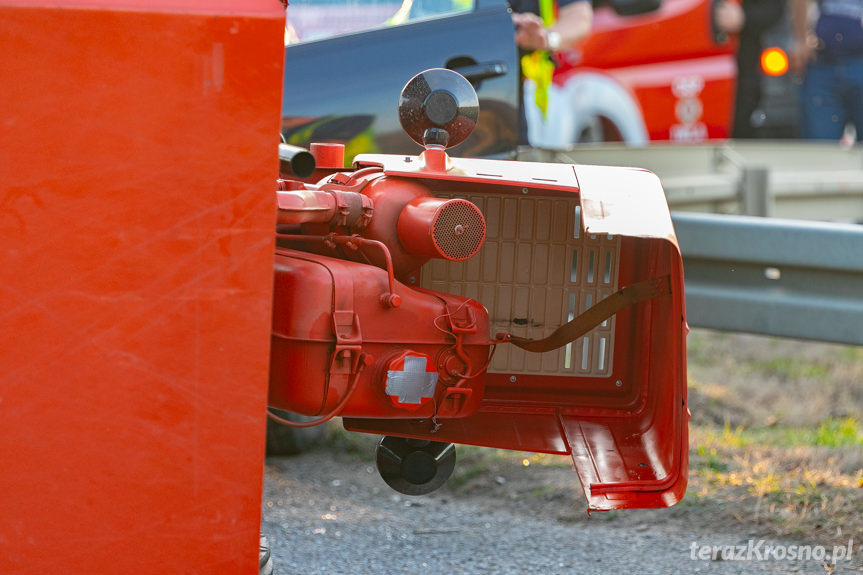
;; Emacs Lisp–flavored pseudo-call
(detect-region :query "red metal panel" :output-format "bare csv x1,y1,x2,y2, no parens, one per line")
0,2,283,572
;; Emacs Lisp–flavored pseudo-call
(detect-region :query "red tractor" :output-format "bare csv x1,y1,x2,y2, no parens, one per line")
269,68,689,510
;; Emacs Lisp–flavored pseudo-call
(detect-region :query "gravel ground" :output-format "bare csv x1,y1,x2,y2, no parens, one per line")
261,448,847,575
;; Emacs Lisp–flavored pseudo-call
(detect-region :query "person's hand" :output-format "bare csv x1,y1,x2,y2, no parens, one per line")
714,0,745,34
512,12,548,51
789,35,816,76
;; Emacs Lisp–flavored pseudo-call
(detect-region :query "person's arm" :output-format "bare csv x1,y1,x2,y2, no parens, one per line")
513,0,593,52
715,0,746,34
789,0,815,75
715,0,784,37
549,1,593,50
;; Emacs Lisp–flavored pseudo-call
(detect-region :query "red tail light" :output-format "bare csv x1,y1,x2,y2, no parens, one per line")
761,47,789,76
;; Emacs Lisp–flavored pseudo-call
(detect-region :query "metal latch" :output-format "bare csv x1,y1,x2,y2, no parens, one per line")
330,310,363,375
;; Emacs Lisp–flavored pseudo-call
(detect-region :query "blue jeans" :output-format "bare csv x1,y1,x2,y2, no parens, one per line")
799,55,863,141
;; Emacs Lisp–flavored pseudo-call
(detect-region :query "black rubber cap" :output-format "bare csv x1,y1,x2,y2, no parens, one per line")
424,90,458,126
375,436,457,495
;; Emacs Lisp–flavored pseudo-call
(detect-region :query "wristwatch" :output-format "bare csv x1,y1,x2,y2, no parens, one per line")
546,30,561,51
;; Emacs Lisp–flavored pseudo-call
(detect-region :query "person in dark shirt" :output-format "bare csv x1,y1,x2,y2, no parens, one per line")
509,0,593,143
714,0,786,138
790,0,863,141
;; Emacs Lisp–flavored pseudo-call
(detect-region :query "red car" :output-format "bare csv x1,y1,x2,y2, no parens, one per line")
541,0,737,144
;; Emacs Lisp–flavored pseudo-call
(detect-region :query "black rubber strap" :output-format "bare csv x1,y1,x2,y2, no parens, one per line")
503,275,671,353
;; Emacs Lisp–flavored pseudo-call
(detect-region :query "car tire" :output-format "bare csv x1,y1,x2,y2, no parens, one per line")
259,533,274,575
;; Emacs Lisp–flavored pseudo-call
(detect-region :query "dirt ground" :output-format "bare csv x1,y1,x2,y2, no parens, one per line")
294,328,863,569
264,448,829,575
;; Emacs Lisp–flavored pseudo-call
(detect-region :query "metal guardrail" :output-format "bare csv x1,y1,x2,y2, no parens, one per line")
520,142,863,223
672,212,863,345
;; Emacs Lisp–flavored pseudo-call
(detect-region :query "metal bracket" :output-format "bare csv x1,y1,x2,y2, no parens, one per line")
330,310,363,375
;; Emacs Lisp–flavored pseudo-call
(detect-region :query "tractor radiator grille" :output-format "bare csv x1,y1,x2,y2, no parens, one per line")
421,194,620,378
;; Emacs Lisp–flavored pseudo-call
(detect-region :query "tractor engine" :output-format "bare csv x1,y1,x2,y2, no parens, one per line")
269,171,490,421
269,69,690,509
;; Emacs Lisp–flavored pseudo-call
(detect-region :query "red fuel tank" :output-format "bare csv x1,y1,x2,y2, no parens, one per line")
269,248,489,421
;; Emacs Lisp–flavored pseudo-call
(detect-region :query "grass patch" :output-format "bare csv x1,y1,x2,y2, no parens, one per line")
812,417,863,447
322,422,378,458
661,330,862,549
693,417,863,450
744,356,832,380
841,346,863,362
689,417,863,548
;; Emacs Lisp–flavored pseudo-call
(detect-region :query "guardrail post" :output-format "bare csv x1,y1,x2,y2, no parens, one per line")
740,165,771,217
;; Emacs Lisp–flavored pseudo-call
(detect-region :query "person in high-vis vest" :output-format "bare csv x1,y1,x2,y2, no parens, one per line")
509,0,593,144
387,0,474,26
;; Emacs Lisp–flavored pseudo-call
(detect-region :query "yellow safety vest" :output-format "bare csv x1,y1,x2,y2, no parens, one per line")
387,0,473,26
521,0,556,117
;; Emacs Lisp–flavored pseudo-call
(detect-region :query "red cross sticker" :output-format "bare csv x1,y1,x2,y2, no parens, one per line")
384,351,439,410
